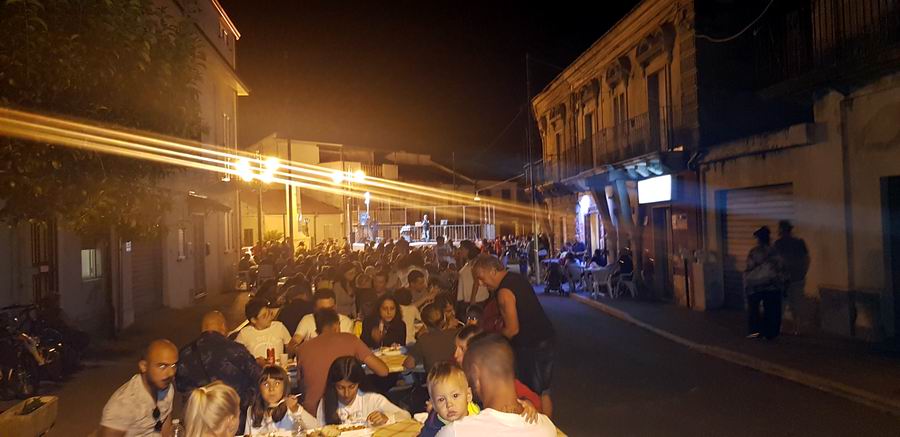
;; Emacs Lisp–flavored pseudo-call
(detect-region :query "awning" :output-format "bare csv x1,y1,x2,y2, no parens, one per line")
187,193,231,213
300,194,342,215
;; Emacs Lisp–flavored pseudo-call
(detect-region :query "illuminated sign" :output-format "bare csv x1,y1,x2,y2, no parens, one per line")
638,175,672,204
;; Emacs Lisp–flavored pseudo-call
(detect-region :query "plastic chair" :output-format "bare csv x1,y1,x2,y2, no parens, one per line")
613,272,637,299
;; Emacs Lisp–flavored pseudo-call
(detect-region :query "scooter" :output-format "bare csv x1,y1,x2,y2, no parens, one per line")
0,318,41,400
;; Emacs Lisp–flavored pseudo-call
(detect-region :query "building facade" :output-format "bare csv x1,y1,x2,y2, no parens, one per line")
0,0,247,334
533,0,900,341
241,134,523,249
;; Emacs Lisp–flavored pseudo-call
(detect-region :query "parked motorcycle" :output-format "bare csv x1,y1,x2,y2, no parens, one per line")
0,304,71,400
0,312,41,400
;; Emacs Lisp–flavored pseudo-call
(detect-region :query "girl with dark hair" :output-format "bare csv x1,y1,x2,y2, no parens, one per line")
245,366,316,434
316,356,410,426
360,295,407,348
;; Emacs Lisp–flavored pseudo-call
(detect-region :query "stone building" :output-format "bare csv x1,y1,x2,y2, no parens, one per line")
532,0,900,340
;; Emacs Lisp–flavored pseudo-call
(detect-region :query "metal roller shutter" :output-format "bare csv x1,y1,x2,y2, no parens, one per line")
722,184,794,308
131,237,163,315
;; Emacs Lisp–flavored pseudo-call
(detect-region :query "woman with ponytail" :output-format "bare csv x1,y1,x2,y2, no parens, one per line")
183,381,240,437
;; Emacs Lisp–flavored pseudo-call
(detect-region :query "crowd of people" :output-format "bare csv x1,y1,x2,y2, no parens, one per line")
97,234,559,437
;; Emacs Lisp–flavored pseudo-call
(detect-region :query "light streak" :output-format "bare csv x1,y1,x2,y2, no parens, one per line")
0,106,537,217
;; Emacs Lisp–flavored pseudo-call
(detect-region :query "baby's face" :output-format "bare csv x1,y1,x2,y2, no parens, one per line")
430,376,472,422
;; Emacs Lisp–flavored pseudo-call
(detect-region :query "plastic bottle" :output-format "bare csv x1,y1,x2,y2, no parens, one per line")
172,418,184,437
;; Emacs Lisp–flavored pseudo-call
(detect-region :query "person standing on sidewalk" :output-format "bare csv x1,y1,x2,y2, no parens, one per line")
774,220,810,334
472,255,556,417
743,226,785,340
99,339,178,437
176,311,262,433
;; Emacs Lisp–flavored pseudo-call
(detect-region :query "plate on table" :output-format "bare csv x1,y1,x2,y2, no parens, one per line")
376,345,406,356
305,423,372,437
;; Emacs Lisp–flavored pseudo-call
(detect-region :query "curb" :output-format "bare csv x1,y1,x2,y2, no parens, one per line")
569,293,900,417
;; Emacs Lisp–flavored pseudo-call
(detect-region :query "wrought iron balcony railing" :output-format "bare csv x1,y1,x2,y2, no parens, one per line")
755,0,900,91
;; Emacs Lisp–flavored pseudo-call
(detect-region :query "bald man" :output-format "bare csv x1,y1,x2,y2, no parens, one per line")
100,339,178,437
437,334,556,437
176,311,262,432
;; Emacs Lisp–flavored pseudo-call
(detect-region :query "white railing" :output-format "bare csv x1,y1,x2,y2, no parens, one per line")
354,224,491,243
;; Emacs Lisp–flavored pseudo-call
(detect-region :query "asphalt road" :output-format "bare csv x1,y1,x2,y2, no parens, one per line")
541,294,900,437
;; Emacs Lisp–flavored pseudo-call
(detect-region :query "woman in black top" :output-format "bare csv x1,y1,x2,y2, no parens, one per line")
361,295,406,348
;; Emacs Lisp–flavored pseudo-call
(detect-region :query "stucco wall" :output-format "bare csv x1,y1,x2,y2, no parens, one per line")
843,75,900,336
702,137,850,297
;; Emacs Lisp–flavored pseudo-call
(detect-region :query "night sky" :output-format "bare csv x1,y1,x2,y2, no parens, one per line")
222,1,641,178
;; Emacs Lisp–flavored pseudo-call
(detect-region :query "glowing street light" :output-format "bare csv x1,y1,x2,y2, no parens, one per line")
352,169,366,182
363,191,371,206
331,170,345,185
235,158,254,181
260,156,280,183
474,192,481,202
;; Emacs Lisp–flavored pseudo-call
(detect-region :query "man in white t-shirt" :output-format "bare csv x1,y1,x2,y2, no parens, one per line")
437,334,556,437
293,289,354,343
236,298,294,363
99,339,178,437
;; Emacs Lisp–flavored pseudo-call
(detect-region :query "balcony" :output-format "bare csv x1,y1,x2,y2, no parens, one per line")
594,108,672,166
755,0,900,95
538,106,676,190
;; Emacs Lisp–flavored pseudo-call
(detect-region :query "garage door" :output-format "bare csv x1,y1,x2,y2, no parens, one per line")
131,237,163,316
721,184,794,308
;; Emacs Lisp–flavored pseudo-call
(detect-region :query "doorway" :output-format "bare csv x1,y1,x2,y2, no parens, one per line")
192,215,206,299
884,176,900,336
651,207,673,300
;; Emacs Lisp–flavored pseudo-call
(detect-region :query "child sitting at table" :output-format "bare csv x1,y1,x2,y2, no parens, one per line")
419,361,481,437
246,365,317,435
316,356,411,427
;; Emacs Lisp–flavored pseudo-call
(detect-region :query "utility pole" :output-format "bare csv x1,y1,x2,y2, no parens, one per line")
525,53,541,283
287,138,293,250
256,151,264,243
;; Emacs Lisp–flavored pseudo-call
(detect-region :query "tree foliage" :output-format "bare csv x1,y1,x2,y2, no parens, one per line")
0,0,204,240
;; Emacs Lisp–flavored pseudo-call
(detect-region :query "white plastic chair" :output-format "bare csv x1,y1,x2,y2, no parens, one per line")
613,272,637,299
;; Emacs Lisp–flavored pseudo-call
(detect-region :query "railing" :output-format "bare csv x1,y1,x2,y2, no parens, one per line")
755,0,900,88
540,106,674,184
595,107,672,165
352,224,490,242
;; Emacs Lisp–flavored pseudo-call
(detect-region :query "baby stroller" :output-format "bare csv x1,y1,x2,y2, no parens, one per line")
544,261,564,295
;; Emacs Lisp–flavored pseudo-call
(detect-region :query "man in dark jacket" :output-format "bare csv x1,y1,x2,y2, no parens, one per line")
176,311,262,432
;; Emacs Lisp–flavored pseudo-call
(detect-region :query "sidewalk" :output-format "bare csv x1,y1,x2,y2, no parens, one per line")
566,290,900,416
0,289,250,436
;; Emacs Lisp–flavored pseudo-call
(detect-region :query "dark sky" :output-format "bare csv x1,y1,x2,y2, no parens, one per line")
221,1,641,178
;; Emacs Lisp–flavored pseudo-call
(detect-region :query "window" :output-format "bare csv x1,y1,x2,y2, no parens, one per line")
584,113,594,144
177,228,186,260
501,189,511,200
224,211,235,251
613,92,627,127
81,249,102,280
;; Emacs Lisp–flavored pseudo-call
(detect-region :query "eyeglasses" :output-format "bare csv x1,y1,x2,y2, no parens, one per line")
152,406,162,432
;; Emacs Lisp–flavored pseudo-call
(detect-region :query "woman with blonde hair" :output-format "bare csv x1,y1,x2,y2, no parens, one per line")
184,381,241,437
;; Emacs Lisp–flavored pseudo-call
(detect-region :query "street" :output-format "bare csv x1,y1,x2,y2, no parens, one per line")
539,294,900,437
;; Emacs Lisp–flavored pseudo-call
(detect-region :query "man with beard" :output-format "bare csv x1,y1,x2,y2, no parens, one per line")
99,339,178,436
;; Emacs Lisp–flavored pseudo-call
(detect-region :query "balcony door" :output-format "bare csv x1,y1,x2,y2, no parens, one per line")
582,113,594,170
647,69,670,152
